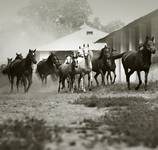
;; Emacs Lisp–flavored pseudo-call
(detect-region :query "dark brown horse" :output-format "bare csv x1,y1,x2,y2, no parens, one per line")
122,36,156,90
36,52,59,84
92,45,112,86
9,49,37,92
2,53,23,83
106,48,117,85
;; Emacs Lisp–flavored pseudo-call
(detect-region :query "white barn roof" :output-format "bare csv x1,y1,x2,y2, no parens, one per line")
37,24,107,51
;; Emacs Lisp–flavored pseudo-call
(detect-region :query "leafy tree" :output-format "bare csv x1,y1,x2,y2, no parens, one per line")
102,20,125,33
19,0,92,37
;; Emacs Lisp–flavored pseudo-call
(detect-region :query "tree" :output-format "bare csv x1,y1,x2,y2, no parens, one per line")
102,20,125,33
19,0,92,37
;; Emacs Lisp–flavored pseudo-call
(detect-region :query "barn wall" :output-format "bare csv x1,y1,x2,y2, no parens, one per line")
151,15,158,63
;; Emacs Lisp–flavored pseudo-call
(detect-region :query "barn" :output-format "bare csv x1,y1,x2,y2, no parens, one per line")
36,24,107,63
96,9,158,82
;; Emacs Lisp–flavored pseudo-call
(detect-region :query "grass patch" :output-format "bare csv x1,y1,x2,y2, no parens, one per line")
74,95,147,108
0,117,52,150
104,104,158,148
79,100,158,148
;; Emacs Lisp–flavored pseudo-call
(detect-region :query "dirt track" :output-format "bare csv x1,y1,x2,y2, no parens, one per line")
0,74,158,150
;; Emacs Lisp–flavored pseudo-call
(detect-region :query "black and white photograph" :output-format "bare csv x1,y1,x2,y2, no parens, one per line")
0,0,158,149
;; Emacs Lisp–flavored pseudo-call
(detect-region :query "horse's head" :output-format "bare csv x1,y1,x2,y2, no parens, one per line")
72,55,78,68
100,46,112,67
144,36,156,54
28,49,37,64
65,56,72,64
49,52,60,67
15,53,23,60
7,58,13,65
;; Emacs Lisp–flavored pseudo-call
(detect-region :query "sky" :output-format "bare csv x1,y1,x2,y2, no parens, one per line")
0,0,158,62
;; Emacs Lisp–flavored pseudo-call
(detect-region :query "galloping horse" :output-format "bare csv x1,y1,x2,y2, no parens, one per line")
122,36,156,90
58,54,78,93
2,53,23,83
106,48,117,85
2,58,13,82
92,45,112,86
36,52,59,84
76,48,93,92
9,49,37,92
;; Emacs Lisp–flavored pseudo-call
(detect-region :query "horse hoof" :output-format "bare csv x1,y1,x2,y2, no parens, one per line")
135,87,139,90
83,89,86,93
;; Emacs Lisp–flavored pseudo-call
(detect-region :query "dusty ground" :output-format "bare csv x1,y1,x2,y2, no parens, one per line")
0,73,158,150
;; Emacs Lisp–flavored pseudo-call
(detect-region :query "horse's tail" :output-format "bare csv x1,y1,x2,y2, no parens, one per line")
112,52,126,59
35,67,40,78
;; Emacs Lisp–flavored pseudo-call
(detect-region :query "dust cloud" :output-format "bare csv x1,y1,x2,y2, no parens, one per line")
0,19,56,64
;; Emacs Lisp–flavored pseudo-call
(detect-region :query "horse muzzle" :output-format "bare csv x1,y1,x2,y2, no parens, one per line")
33,60,37,64
151,48,156,54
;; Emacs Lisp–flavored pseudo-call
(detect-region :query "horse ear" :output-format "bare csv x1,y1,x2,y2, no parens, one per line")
29,49,31,52
34,49,36,52
152,36,155,42
146,36,149,41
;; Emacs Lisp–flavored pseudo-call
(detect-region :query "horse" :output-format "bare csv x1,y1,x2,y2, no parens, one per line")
58,54,78,93
92,45,112,86
2,53,23,83
105,48,117,85
75,49,93,92
9,49,37,92
36,52,59,84
2,58,13,79
122,36,156,90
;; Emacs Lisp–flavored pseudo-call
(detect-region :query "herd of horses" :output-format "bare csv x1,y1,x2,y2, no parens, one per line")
1,36,157,93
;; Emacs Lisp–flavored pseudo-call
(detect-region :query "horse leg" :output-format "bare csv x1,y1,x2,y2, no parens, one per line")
88,73,92,90
45,76,47,84
22,76,27,92
58,76,62,93
78,74,82,90
135,71,142,90
106,71,110,85
10,76,14,93
69,74,75,93
89,71,93,90
82,75,86,92
41,75,44,85
61,77,66,90
109,71,113,85
26,74,32,92
94,72,100,86
144,70,149,91
8,74,11,84
67,77,70,89
16,76,20,92
126,70,134,90
100,70,105,86
112,70,116,84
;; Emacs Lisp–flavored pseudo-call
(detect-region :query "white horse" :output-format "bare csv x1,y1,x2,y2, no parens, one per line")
75,49,93,92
